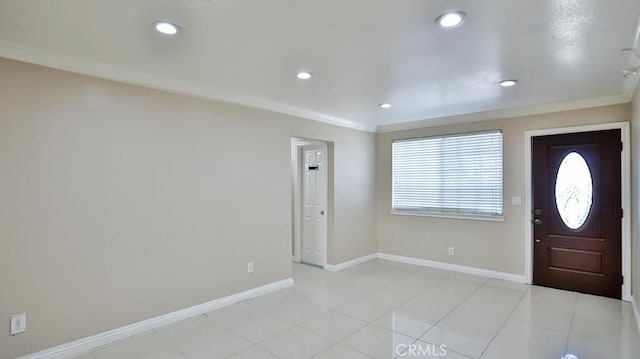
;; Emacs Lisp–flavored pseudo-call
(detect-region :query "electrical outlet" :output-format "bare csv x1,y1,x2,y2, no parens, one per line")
247,262,254,273
10,313,26,335
448,247,455,256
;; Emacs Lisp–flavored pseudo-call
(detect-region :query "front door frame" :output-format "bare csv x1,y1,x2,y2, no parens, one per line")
524,122,631,301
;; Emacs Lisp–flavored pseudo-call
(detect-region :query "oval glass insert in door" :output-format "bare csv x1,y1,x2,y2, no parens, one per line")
554,152,593,229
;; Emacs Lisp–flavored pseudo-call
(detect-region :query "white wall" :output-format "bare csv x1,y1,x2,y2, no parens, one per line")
0,58,377,358
377,104,631,275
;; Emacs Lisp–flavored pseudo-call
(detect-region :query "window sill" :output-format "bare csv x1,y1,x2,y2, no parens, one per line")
390,210,505,222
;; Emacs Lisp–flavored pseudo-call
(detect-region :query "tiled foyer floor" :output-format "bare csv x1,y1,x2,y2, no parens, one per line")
73,260,640,359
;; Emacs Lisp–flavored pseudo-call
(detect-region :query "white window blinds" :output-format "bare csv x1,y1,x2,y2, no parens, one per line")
392,131,503,217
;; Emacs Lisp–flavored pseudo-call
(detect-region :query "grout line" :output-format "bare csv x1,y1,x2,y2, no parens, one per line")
476,283,531,358
492,285,578,337
404,279,491,359
176,348,189,359
413,277,491,347
222,345,279,359
324,341,377,359
256,343,282,359
326,271,447,329
563,292,579,357
327,272,455,358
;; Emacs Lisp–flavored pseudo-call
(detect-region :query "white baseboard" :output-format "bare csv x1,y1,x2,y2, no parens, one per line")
377,253,527,283
324,253,378,272
631,296,640,332
19,278,294,359
324,252,526,284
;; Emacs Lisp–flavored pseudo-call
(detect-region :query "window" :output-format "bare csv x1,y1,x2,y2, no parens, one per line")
392,130,503,219
555,152,593,229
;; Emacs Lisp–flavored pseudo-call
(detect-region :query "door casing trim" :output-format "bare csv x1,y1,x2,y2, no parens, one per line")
291,137,329,267
524,122,631,301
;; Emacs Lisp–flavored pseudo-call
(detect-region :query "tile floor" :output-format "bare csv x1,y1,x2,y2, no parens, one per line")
73,259,640,359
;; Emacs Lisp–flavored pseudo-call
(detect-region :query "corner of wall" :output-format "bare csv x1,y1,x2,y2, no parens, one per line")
631,82,640,307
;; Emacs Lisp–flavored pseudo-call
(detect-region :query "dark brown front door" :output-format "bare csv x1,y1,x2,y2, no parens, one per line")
532,129,622,299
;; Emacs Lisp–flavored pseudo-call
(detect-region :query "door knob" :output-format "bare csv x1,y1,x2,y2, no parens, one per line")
320,210,325,215
534,218,543,226
534,208,542,215
535,238,541,243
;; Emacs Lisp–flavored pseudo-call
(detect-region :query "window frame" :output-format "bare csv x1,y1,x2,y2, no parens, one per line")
391,130,505,222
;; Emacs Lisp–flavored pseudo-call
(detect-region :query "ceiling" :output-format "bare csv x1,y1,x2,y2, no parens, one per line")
0,0,639,132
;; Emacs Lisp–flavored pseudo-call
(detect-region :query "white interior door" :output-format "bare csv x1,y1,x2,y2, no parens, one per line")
301,145,327,267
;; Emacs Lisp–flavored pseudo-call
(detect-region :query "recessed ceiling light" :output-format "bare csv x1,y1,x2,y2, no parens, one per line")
296,72,313,80
379,103,392,109
154,21,180,35
499,79,518,87
436,11,466,28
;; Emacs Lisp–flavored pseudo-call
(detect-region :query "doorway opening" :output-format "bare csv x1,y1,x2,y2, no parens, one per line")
524,122,631,300
291,137,332,268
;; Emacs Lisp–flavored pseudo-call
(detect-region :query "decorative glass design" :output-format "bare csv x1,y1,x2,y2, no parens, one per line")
555,152,593,229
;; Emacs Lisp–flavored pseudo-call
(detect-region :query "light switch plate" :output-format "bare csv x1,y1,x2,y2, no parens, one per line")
10,313,26,335
511,196,522,206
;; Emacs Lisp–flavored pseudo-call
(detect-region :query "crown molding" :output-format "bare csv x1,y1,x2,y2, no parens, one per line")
376,93,630,133
0,40,374,133
1,39,636,135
